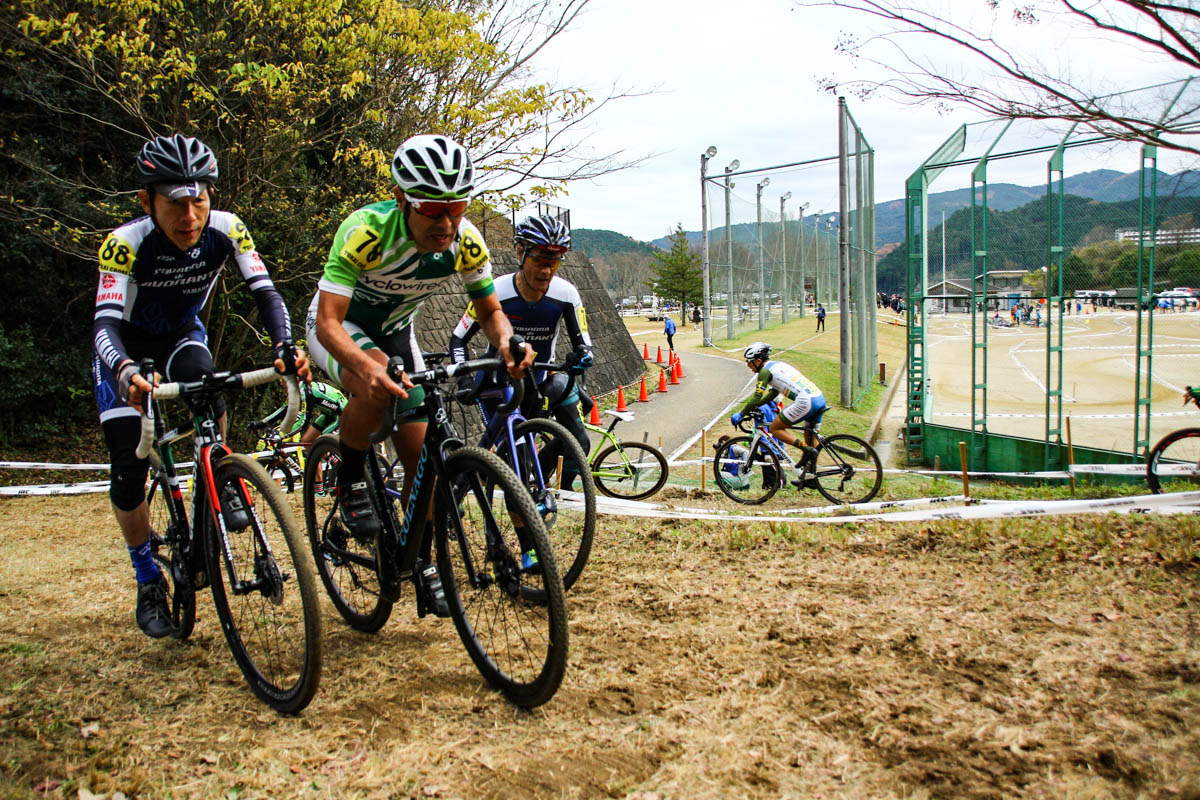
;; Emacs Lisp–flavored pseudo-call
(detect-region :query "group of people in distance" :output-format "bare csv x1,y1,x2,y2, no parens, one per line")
94,132,592,637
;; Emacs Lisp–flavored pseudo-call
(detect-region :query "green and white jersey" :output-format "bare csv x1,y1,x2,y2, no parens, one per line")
318,200,494,337
738,359,823,416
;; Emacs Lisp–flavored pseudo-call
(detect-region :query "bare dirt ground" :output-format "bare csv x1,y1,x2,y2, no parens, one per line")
2,493,1198,799
926,308,1200,452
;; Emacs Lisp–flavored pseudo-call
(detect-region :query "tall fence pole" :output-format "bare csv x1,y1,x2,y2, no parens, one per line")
838,97,852,406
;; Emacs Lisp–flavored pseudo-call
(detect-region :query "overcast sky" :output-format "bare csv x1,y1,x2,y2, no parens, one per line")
517,0,1195,243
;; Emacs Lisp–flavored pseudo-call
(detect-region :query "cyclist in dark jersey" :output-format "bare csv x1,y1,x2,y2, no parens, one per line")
93,134,307,638
448,214,594,486
307,134,532,616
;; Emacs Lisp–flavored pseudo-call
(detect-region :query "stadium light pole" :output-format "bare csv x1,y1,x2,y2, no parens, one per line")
756,176,770,330
700,145,717,346
797,201,810,318
724,159,739,340
780,192,792,324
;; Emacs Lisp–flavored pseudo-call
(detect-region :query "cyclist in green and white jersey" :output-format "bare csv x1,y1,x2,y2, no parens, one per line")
257,380,346,446
730,342,827,487
306,134,532,614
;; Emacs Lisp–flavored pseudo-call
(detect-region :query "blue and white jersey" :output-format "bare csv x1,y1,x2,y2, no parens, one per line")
92,210,291,373
449,272,591,380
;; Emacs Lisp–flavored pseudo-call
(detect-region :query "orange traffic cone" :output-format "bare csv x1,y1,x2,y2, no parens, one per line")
657,369,669,393
643,342,649,359
669,362,680,385
616,386,628,412
656,346,664,364
637,375,650,402
674,356,685,379
589,396,601,425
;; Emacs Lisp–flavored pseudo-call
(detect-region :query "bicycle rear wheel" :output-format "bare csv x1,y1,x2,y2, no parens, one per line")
146,473,196,640
495,418,596,593
712,435,781,505
812,434,882,505
436,446,567,708
592,441,669,500
207,453,322,714
1147,427,1200,493
303,435,392,631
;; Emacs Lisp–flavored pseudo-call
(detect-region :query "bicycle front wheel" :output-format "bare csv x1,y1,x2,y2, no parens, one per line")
1147,427,1200,494
146,472,196,640
813,434,882,505
712,435,781,505
436,446,568,708
496,418,596,593
592,441,669,500
207,453,323,714
303,435,393,632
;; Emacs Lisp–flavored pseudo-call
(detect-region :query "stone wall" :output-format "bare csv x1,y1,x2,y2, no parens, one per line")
410,246,645,399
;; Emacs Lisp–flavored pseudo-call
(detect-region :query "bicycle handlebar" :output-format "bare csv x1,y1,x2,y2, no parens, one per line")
135,364,299,460
369,334,527,444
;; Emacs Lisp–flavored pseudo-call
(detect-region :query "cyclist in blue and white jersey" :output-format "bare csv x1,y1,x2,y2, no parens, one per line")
730,342,827,488
448,214,594,486
93,134,308,638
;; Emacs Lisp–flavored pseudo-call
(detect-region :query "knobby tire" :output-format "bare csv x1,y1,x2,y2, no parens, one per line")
207,453,322,714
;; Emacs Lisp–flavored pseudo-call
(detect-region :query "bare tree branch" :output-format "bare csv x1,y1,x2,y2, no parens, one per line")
795,0,1200,156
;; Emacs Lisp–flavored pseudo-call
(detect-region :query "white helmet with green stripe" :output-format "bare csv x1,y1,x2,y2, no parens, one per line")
391,134,475,199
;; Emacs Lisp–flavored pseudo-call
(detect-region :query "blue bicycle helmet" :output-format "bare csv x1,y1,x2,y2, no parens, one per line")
513,214,571,253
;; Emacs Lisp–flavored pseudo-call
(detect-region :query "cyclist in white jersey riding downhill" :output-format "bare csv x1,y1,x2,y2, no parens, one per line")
305,133,533,617
730,342,828,489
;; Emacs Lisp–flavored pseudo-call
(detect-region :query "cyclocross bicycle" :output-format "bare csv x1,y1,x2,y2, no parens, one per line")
456,352,597,594
1146,387,1200,493
712,409,882,505
302,347,568,708
584,408,669,500
138,361,322,714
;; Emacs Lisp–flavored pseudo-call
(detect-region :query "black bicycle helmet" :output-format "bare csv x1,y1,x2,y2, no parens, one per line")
513,214,571,253
136,134,219,186
391,134,474,199
744,342,771,362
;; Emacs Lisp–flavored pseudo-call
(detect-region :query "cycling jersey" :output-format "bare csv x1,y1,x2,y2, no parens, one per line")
738,359,823,417
259,381,347,437
317,199,494,338
447,272,591,382
92,210,291,375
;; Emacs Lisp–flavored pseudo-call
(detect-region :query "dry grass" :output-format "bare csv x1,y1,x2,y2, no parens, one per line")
1,493,1198,799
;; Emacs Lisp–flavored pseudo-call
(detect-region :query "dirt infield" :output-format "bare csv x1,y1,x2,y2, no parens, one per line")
926,308,1200,452
1,493,1197,798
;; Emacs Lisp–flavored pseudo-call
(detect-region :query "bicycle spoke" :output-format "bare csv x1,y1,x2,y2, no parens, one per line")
209,454,322,714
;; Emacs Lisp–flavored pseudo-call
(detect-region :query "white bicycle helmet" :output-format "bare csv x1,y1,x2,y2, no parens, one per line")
390,134,474,199
743,342,771,362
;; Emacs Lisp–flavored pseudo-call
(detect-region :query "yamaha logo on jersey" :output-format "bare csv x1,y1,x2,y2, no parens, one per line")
101,274,116,289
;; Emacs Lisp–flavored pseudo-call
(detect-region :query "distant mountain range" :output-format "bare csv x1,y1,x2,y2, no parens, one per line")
573,169,1200,262
572,168,1200,299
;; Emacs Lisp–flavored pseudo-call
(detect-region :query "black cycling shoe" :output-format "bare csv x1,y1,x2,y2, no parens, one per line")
220,484,250,531
416,561,450,618
337,480,380,543
136,574,173,639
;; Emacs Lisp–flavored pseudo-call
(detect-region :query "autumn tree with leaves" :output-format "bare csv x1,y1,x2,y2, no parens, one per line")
0,0,638,443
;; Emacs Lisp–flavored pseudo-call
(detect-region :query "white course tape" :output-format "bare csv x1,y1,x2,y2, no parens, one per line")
0,461,109,470
592,489,1200,524
885,467,1074,479
0,481,111,496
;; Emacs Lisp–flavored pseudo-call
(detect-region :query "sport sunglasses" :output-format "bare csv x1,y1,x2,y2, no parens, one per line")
405,194,469,219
